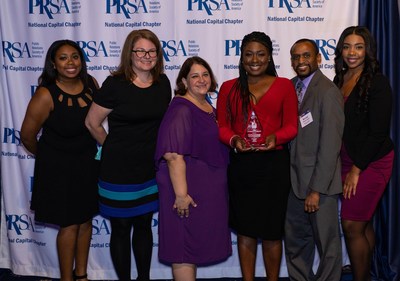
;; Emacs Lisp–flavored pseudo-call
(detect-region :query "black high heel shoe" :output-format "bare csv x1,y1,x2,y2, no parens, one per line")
73,270,88,281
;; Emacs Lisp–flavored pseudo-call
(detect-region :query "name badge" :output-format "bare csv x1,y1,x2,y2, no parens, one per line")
299,110,313,128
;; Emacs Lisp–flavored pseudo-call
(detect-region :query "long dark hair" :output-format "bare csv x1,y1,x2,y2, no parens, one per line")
333,26,380,113
39,39,89,87
175,56,217,96
227,31,277,126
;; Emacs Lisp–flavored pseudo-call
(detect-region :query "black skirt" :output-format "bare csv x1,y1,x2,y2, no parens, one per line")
228,149,291,240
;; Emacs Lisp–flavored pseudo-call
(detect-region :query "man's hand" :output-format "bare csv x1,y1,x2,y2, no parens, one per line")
305,190,320,213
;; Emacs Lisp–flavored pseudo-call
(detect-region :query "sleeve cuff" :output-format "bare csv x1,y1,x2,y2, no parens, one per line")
229,135,239,148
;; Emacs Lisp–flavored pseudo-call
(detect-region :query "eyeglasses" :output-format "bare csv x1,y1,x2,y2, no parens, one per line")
291,53,312,62
131,49,157,58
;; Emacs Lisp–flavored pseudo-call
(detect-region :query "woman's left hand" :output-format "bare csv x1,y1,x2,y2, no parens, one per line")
258,134,276,151
174,194,197,218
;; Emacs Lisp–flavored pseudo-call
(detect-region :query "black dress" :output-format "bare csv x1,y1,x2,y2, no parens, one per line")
31,77,99,227
94,74,171,218
228,149,291,240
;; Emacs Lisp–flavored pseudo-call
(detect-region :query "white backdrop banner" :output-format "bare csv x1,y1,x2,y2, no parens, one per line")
0,1,358,279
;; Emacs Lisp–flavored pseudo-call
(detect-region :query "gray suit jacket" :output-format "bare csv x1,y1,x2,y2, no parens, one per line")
290,69,344,199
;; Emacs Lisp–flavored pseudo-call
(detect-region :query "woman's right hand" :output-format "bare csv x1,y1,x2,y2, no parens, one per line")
164,152,197,217
85,102,112,145
343,165,361,199
174,194,197,218
231,135,252,153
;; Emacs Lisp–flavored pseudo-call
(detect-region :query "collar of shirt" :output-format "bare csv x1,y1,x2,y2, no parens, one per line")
297,71,316,92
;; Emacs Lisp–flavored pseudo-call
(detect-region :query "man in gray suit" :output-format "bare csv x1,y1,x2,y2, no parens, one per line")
284,39,344,281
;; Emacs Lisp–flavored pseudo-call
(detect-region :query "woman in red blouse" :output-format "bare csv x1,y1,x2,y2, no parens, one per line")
217,31,298,281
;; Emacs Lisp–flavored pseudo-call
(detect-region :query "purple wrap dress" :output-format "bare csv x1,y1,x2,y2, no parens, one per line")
155,97,232,265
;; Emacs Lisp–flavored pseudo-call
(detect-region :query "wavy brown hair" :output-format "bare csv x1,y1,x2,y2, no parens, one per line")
175,56,217,96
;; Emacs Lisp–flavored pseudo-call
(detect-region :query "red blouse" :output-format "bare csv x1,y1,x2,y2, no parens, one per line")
216,77,298,149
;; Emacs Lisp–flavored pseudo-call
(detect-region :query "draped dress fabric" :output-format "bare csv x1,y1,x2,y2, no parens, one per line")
155,97,232,265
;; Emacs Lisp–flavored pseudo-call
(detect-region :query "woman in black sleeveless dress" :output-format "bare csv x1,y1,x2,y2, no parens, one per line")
21,40,99,281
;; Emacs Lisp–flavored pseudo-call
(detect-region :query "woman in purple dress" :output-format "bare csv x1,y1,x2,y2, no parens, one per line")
155,56,232,280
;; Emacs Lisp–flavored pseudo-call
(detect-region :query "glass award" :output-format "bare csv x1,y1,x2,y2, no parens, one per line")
244,110,265,148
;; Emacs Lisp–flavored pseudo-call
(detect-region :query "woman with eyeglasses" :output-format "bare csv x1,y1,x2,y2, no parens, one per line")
85,29,171,281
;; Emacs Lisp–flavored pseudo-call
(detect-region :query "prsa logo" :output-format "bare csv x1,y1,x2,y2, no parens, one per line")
28,0,71,19
92,217,158,236
106,0,148,19
187,0,230,16
31,85,39,97
3,128,22,146
6,213,36,235
161,40,189,62
267,0,311,13
30,176,34,192
207,89,219,105
314,38,336,60
76,41,109,63
225,39,241,56
92,218,111,235
2,41,32,63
